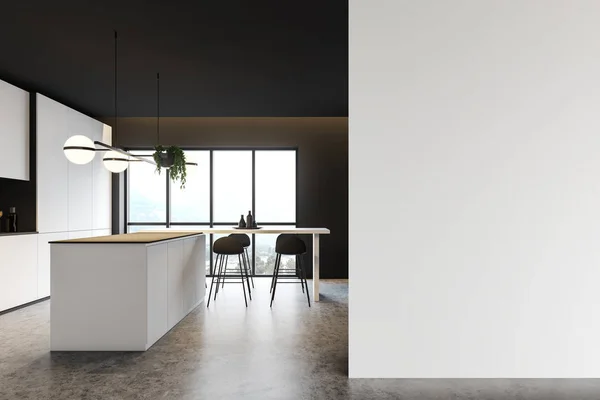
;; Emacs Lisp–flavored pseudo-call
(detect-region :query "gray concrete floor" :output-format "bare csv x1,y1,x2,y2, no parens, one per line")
1,278,600,399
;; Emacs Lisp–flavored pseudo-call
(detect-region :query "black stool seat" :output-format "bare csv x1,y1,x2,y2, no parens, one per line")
275,236,306,255
207,237,249,307
270,234,310,307
213,237,244,255
228,233,251,247
228,233,254,289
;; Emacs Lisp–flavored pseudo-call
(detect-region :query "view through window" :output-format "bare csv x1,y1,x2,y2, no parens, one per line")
127,149,297,276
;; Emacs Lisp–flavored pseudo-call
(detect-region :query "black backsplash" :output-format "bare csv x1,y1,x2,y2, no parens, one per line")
0,94,37,233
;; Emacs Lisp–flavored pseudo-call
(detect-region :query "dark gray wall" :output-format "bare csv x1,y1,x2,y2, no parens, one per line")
109,117,348,279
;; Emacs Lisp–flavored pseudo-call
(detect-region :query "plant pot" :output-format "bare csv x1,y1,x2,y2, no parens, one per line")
157,152,174,168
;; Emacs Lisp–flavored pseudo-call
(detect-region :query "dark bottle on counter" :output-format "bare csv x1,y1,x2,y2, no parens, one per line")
239,214,246,228
246,211,253,228
6,207,17,233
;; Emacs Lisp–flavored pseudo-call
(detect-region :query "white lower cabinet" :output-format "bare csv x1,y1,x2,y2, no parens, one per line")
68,230,93,239
37,232,69,299
0,234,39,312
2,230,113,312
92,229,111,237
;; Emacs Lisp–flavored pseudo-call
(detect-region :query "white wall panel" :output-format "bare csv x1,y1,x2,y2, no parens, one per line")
350,0,600,378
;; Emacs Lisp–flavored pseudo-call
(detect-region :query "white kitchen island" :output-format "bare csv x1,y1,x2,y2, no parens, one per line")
50,232,206,351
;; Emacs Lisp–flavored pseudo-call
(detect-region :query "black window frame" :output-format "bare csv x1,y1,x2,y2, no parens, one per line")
125,147,298,276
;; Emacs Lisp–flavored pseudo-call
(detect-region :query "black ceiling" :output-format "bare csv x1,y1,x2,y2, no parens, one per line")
0,1,348,118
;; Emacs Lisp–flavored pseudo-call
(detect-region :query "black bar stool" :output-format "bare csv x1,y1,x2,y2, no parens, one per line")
207,237,249,307
270,234,310,307
228,233,254,293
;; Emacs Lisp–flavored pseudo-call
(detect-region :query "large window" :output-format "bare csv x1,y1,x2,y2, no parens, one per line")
128,151,167,223
255,151,296,223
170,151,210,223
127,149,297,276
213,151,252,222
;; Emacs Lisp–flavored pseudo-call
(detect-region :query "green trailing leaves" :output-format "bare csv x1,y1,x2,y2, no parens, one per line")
153,144,187,189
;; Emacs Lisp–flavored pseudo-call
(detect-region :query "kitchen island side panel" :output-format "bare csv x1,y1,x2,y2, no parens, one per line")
146,243,169,347
50,243,148,351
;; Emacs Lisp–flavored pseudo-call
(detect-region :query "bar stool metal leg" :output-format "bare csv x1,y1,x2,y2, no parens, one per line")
217,254,228,294
270,254,282,308
221,255,229,289
238,254,248,307
215,254,226,300
270,254,280,294
207,254,223,308
241,249,252,300
245,248,254,288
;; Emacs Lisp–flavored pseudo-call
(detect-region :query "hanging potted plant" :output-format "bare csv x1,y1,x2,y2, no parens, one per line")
153,144,187,188
151,73,187,189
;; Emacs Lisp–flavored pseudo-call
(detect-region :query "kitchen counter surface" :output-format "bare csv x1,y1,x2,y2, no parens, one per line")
0,231,38,237
50,232,203,244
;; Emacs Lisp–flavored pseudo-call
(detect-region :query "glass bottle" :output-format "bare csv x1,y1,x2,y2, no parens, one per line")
246,211,253,228
6,207,17,233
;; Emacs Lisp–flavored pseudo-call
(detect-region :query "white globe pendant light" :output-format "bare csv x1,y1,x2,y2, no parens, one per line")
103,150,129,173
63,135,96,164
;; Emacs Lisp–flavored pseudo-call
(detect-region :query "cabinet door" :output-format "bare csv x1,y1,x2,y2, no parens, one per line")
67,110,93,232
0,235,38,312
146,244,168,346
182,238,196,311
182,236,206,311
68,230,93,239
167,240,184,329
92,229,111,237
0,80,29,181
92,124,112,230
37,232,69,298
37,94,69,233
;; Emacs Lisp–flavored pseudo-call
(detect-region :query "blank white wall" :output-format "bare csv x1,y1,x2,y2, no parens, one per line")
0,79,29,181
350,0,600,377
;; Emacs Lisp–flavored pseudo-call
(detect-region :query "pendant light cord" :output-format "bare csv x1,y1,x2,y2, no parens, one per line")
157,73,160,144
114,30,118,146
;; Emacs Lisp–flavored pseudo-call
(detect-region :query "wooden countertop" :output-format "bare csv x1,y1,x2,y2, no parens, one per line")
142,227,331,234
49,232,204,244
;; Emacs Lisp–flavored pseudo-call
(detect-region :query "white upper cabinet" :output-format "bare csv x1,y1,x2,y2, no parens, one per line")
37,94,69,233
0,79,29,181
36,94,112,234
67,109,93,232
93,124,112,230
